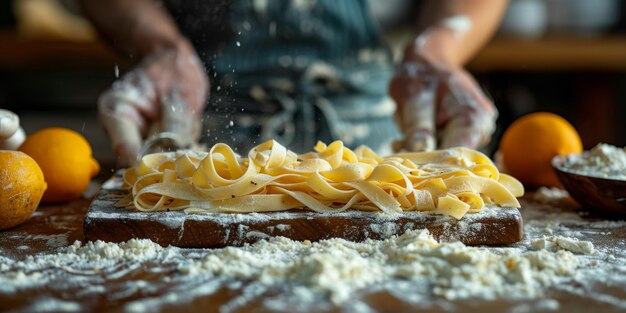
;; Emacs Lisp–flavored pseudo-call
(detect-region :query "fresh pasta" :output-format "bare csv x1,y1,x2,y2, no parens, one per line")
121,140,524,219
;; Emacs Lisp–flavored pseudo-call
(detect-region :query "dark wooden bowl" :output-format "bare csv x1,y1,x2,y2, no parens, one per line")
552,155,626,217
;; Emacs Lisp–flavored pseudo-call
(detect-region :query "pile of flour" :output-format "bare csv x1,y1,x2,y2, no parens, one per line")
3,187,626,312
564,143,626,180
180,229,588,303
0,240,163,294
531,235,594,254
1,228,595,312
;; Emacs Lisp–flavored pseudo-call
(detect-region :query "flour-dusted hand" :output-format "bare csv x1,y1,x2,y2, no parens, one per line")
390,56,497,152
389,0,507,152
0,109,26,150
437,65,497,149
389,62,438,152
98,39,208,166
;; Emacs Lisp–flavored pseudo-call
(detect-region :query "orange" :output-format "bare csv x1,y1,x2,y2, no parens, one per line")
500,112,582,187
0,151,47,230
19,128,100,203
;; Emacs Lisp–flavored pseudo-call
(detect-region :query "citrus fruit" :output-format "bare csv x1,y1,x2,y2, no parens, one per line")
0,150,47,230
500,112,582,187
19,127,100,203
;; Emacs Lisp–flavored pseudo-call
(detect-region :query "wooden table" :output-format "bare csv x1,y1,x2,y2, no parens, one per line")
1,183,625,313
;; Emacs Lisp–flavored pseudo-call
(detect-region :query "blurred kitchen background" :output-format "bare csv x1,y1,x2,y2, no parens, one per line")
1,0,625,166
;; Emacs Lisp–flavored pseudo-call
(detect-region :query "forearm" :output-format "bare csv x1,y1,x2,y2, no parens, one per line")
406,0,508,67
78,0,184,57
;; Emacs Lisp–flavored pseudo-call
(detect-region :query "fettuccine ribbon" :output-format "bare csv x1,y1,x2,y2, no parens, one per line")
122,140,524,220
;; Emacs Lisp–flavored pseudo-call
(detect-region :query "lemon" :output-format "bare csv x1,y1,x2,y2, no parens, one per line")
19,127,100,203
0,151,47,230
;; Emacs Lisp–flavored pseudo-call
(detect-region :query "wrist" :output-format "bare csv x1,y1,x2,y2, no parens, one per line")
403,26,460,69
131,23,187,58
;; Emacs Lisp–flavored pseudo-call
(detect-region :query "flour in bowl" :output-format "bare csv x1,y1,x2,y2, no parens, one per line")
564,143,626,180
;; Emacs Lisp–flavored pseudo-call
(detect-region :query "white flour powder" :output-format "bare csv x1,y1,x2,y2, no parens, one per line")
64,239,163,261
179,229,584,303
532,187,570,204
564,143,626,180
531,236,594,254
2,188,625,312
0,228,597,312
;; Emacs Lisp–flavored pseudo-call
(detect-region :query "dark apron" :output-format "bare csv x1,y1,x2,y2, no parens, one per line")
169,0,401,155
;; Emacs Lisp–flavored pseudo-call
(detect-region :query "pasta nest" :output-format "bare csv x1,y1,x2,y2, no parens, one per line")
122,140,524,219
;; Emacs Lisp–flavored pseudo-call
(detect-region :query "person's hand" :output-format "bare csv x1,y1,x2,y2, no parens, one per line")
389,54,497,152
0,109,26,150
98,39,208,165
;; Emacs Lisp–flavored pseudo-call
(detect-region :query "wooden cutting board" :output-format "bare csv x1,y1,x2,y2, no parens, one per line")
83,189,523,247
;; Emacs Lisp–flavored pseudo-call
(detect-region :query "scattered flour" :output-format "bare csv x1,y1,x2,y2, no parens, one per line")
27,234,70,248
367,222,397,238
532,187,570,204
275,224,291,231
531,236,594,254
563,143,626,180
179,229,583,303
1,230,591,312
2,186,626,312
246,230,271,239
63,239,162,261
17,298,82,313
